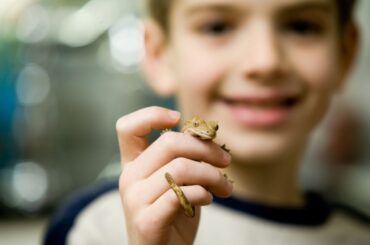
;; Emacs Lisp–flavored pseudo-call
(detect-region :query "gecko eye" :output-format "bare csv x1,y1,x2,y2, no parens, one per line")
193,122,199,127
214,125,219,130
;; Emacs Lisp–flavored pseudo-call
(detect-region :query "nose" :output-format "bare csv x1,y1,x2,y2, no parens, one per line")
239,21,287,82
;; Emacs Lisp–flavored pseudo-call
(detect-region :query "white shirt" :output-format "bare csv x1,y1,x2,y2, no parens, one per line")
67,190,370,245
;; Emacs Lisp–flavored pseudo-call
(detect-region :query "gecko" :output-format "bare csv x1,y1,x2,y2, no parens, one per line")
164,116,232,217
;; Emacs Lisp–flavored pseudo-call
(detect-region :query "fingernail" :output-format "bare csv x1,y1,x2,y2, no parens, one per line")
168,110,181,121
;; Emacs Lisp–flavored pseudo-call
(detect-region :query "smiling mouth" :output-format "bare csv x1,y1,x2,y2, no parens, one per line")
221,96,300,109
219,93,302,127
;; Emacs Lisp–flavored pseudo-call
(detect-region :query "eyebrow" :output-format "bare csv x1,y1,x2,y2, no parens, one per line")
279,1,333,15
183,1,333,17
184,3,245,17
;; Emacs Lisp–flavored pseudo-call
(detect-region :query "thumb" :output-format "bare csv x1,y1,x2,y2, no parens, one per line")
116,106,181,164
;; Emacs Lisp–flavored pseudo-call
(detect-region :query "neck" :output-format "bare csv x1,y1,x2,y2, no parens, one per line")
225,151,305,207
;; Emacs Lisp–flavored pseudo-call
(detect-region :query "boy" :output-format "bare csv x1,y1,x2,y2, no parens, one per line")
45,0,370,244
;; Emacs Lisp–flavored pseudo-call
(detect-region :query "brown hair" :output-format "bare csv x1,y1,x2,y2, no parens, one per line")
145,0,173,32
337,0,357,26
145,0,357,32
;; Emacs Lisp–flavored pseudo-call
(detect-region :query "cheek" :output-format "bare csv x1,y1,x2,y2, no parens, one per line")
171,42,227,111
292,44,340,93
291,44,341,128
175,47,223,88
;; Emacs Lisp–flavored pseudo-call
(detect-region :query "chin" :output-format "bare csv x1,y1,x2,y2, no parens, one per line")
217,130,305,166
232,147,291,166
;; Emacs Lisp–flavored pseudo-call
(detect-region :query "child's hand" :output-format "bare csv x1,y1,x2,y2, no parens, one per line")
116,106,233,245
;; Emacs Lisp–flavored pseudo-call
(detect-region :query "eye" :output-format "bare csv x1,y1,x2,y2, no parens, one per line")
284,19,324,36
214,125,219,130
199,20,233,35
193,121,199,127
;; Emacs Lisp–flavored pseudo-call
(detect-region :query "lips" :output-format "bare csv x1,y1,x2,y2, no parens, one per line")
220,92,302,128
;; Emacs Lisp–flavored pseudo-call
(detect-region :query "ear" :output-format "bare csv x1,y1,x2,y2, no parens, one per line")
337,22,360,90
141,19,177,97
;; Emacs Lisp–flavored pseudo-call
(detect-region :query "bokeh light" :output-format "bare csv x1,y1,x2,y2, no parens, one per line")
108,15,145,73
16,64,50,106
11,161,48,212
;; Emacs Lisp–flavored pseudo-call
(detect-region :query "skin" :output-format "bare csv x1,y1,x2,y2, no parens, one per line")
116,0,358,244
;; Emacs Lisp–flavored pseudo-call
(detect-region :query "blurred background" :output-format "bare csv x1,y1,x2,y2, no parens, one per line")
0,0,369,244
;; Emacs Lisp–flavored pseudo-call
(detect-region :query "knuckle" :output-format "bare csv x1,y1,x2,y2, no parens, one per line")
119,164,134,190
159,131,178,148
195,185,213,203
121,185,138,208
119,171,130,192
119,171,141,206
172,157,187,168
142,106,168,123
115,116,129,134
216,170,226,183
147,106,165,116
170,158,189,177
166,189,180,207
146,113,162,125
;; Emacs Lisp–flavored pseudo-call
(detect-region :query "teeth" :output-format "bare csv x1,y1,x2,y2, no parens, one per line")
225,97,297,108
239,100,285,108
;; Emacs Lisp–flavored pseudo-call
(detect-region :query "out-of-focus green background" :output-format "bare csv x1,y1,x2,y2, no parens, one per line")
0,0,369,244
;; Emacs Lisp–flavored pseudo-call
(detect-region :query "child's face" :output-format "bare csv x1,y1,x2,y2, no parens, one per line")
145,0,356,164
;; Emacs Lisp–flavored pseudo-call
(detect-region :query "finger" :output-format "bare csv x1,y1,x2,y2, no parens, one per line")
141,158,233,204
133,131,231,178
144,185,213,227
116,106,181,164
